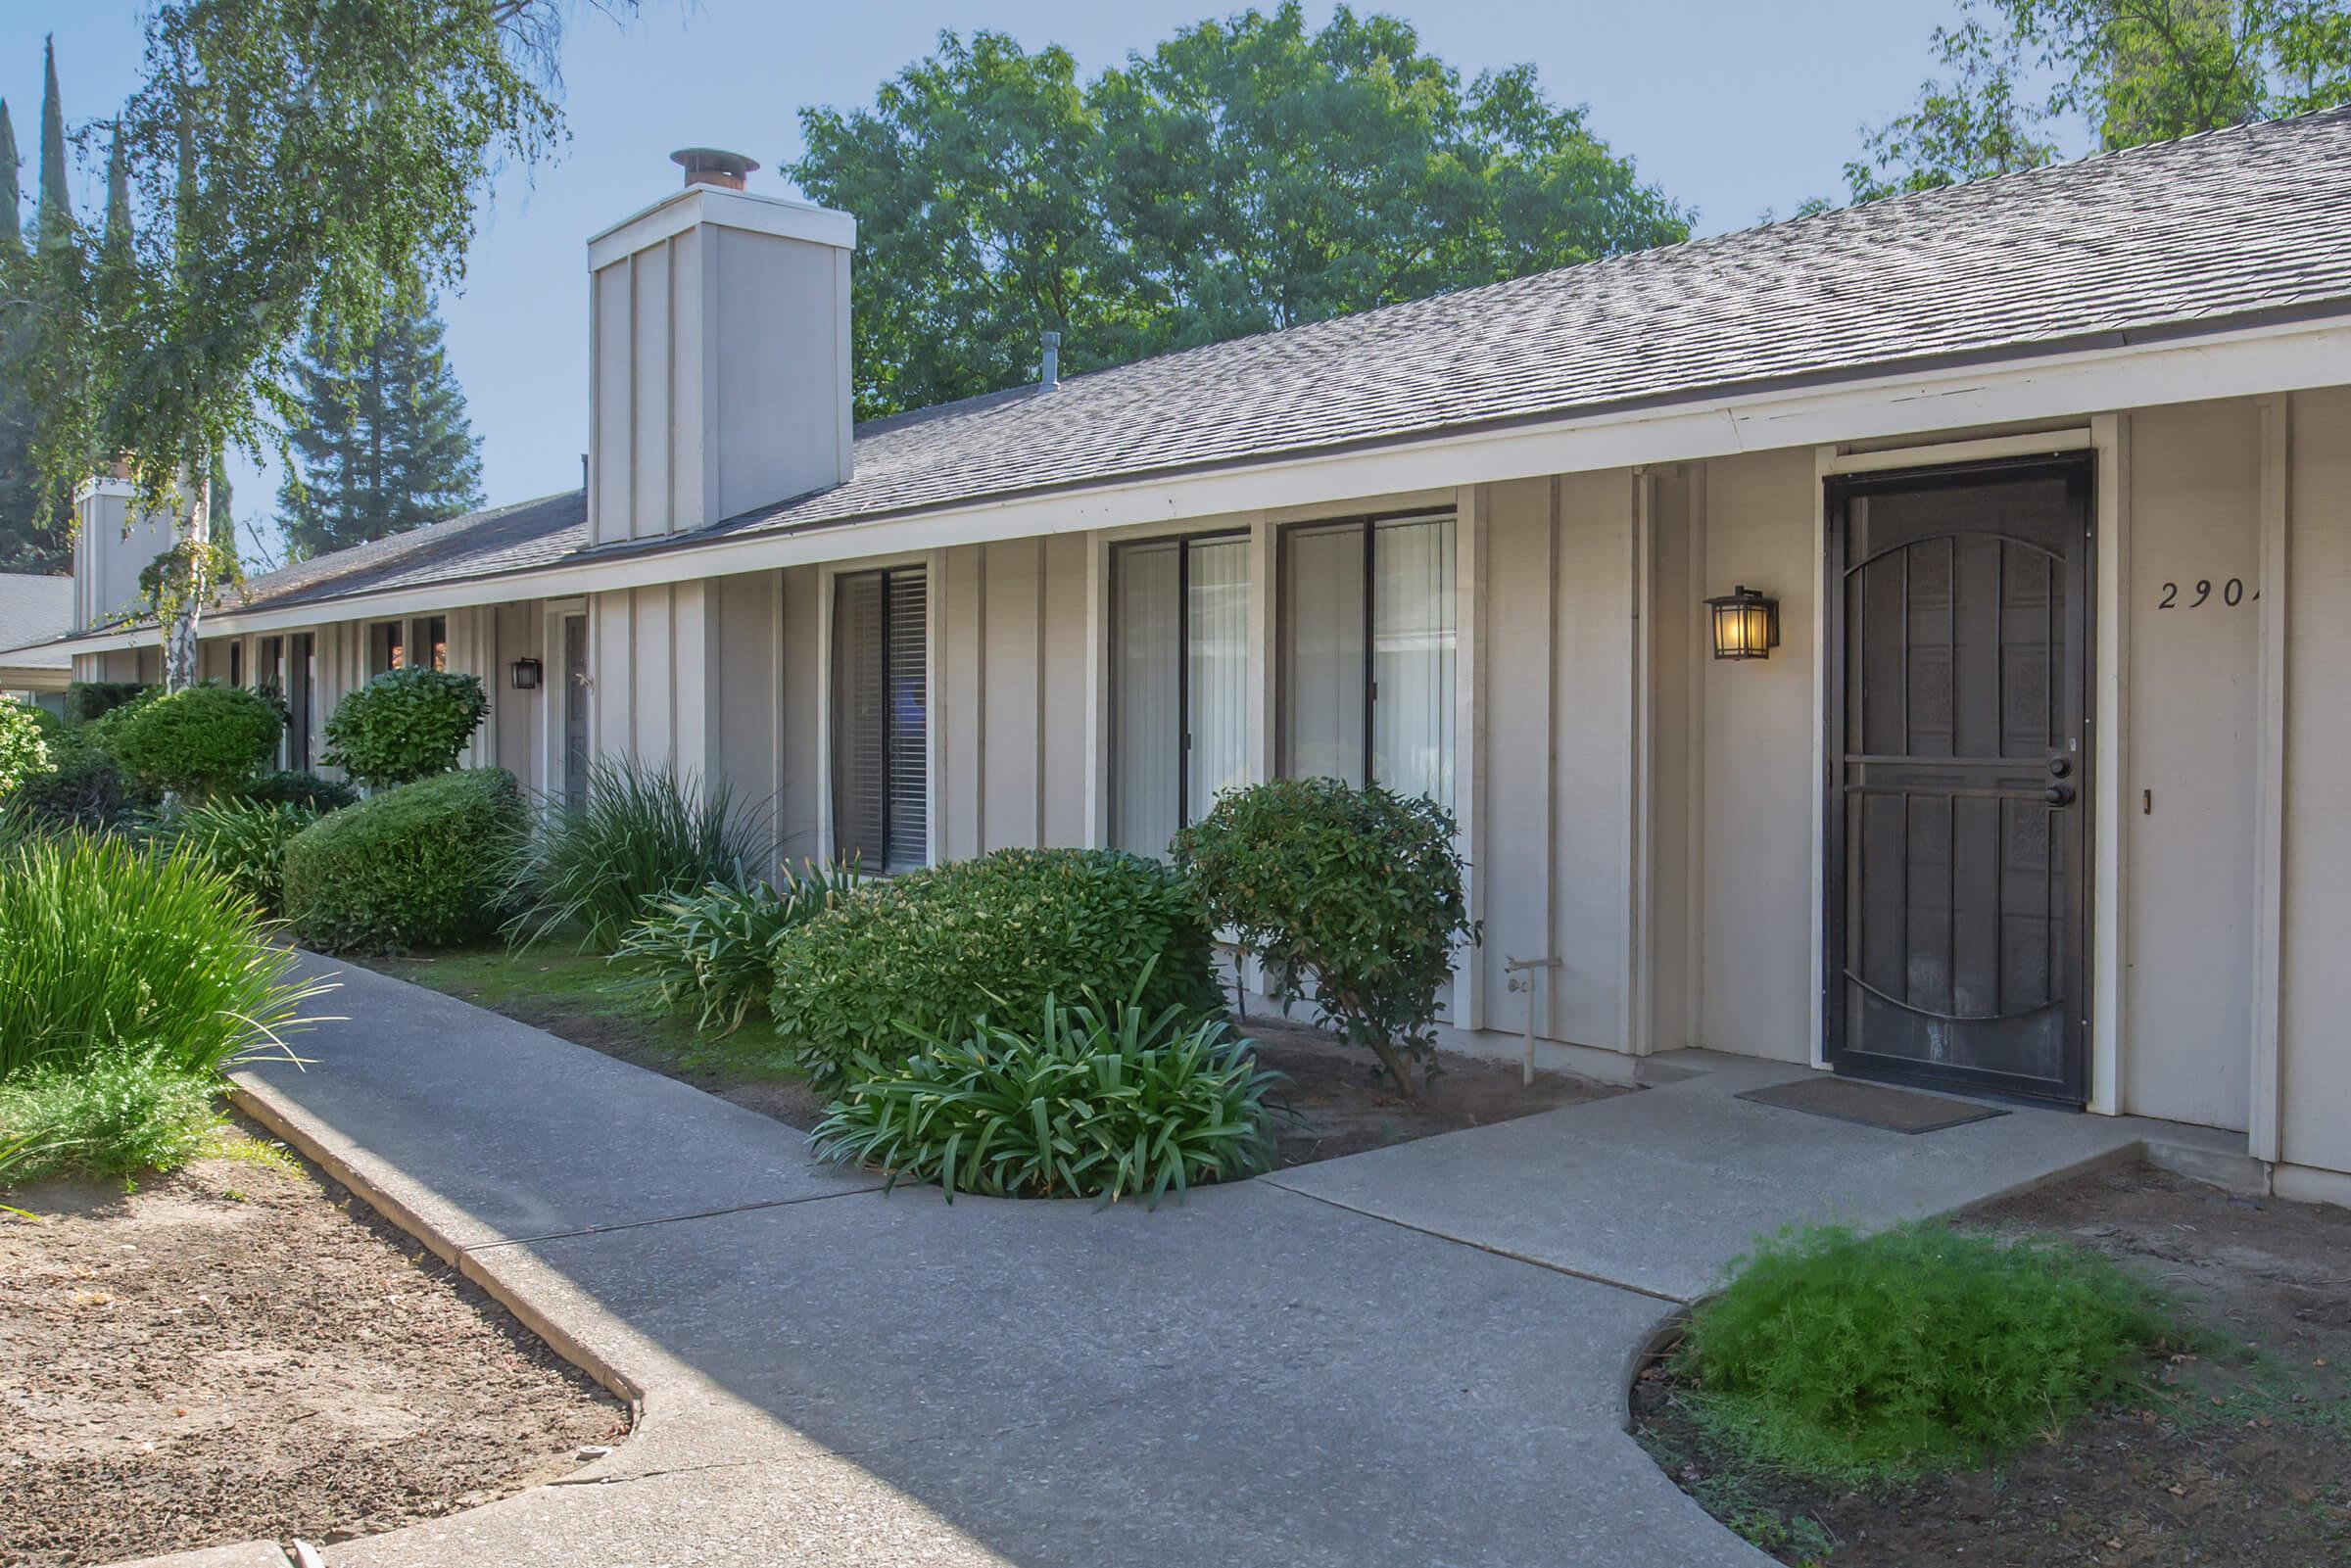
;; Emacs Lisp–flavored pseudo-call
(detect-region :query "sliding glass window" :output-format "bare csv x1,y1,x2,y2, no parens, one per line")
1111,534,1250,857
832,567,929,874
1281,512,1456,809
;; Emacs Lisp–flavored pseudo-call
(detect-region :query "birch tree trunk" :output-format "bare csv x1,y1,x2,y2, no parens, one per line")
164,462,210,691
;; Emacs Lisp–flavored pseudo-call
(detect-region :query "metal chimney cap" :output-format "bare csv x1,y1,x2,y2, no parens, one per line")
672,148,760,191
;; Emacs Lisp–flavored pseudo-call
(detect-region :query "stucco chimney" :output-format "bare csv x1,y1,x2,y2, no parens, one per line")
584,155,856,545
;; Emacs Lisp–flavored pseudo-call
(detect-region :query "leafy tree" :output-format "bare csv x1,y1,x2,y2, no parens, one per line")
790,4,1690,420
5,1,636,691
1846,0,2351,204
277,301,485,559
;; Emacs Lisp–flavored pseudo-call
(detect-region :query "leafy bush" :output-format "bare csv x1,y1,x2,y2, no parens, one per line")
0,1052,222,1183
283,768,526,952
321,665,490,787
503,757,771,951
771,847,1225,1087
0,832,324,1081
1675,1222,2173,1481
10,746,152,832
1175,777,1476,1097
613,860,863,1034
64,679,151,725
811,987,1282,1207
242,769,360,811
0,699,50,793
165,798,326,913
108,681,284,798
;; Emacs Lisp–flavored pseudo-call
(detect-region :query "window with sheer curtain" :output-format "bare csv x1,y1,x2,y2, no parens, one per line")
1111,534,1250,858
1281,513,1456,810
832,567,929,874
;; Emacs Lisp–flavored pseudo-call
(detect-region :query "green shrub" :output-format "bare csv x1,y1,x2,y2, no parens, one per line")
283,768,526,952
0,699,50,793
108,681,283,798
1175,778,1476,1097
165,798,325,913
11,746,153,832
771,847,1224,1087
242,769,360,811
0,1052,222,1183
1675,1222,2174,1481
503,757,771,951
64,679,151,726
0,832,325,1081
321,665,490,787
613,860,862,1034
811,987,1282,1207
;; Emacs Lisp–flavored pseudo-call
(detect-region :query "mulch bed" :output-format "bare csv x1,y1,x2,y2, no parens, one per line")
374,950,1631,1170
0,1128,627,1567
1633,1163,2351,1567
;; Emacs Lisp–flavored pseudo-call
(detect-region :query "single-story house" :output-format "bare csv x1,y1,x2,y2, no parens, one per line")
0,572,73,713
40,110,2351,1203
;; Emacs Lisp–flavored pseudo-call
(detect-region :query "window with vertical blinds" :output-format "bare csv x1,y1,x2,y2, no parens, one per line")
833,567,929,874
1110,534,1250,858
1280,513,1455,810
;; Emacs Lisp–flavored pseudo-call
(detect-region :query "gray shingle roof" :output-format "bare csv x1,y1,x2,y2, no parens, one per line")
0,573,73,665
120,104,2351,626
709,104,2351,541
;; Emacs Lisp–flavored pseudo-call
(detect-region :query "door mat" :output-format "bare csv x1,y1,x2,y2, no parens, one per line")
1736,1076,2009,1134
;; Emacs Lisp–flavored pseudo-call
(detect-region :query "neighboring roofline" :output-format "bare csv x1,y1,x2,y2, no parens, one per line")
50,307,2351,653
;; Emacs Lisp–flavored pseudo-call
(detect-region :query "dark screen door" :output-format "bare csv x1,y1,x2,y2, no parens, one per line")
1825,457,2092,1106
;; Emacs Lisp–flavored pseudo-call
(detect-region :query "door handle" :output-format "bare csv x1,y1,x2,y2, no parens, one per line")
2044,784,2077,806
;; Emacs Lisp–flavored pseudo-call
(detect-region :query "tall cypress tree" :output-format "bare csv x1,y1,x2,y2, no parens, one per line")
276,301,484,559
0,46,71,574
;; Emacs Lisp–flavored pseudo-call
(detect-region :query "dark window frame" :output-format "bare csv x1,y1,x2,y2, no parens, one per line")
1109,529,1250,849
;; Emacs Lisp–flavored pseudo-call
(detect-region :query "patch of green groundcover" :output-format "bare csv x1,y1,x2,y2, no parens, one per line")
1674,1220,2177,1482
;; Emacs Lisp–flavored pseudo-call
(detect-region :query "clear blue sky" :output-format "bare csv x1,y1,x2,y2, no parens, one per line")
4,1,1983,564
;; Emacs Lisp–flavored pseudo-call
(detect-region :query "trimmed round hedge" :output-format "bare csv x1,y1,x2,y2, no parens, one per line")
769,847,1225,1086
322,666,490,788
283,768,525,952
108,682,283,798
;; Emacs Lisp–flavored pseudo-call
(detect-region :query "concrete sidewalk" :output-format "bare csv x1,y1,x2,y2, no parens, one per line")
230,954,2149,1568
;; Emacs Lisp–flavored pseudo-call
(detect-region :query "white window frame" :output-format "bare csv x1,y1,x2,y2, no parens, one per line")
1105,526,1255,857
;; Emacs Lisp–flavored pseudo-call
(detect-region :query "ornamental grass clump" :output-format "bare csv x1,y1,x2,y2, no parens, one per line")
613,859,862,1034
502,757,772,951
811,985,1283,1208
164,796,329,914
0,832,324,1082
1675,1221,2174,1481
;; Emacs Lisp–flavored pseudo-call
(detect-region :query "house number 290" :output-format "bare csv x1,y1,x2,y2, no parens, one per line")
2157,578,2254,608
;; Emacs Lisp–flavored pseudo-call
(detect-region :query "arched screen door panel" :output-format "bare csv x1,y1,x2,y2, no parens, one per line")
1824,456,2093,1108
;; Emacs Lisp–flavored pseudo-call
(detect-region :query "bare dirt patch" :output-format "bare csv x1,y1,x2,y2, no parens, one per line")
1232,1011,1630,1166
0,1128,627,1567
372,948,1628,1166
1633,1163,2351,1567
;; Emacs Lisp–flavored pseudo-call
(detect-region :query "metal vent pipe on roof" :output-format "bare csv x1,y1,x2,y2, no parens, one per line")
1040,330,1061,390
672,147,759,191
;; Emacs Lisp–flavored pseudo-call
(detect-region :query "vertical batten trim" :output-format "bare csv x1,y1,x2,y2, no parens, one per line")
1626,470,1655,1055
1083,530,1109,848
2089,411,2130,1117
2248,396,2290,1163
1033,537,1048,849
1455,485,1486,1033
1541,476,1562,1040
1684,463,1710,1050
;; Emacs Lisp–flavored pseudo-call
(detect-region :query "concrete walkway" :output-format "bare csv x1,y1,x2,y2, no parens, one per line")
229,955,2152,1568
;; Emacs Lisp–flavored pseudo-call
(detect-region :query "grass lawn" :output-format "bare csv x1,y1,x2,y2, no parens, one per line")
368,945,826,1124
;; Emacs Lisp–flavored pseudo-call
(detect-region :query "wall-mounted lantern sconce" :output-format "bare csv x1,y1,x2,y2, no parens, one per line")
509,656,544,691
1704,585,1780,661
